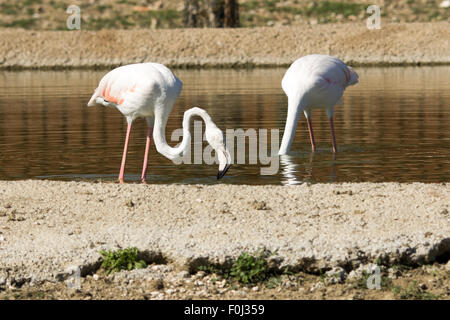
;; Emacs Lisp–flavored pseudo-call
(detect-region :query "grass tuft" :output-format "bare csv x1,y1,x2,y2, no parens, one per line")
305,1,365,17
99,247,147,275
197,250,274,285
392,281,442,300
229,251,270,284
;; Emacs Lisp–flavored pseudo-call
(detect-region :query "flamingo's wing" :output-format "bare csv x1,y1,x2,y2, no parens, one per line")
87,68,140,107
312,57,358,105
323,56,359,88
300,55,359,89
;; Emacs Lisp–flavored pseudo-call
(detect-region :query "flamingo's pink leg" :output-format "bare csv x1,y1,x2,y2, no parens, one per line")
118,122,132,184
306,117,317,152
329,117,337,153
141,126,153,184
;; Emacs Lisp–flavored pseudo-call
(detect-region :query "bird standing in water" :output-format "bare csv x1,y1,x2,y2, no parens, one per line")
88,63,231,183
278,54,359,155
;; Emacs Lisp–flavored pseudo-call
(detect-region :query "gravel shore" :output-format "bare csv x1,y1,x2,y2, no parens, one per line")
0,23,449,69
0,180,448,287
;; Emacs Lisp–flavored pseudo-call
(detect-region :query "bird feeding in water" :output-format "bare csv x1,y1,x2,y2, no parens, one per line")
87,63,232,183
278,54,359,155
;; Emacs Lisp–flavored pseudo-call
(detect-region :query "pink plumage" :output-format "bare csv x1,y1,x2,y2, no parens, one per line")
88,63,231,183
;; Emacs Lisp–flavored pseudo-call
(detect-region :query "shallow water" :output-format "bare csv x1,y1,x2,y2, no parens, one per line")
0,67,449,184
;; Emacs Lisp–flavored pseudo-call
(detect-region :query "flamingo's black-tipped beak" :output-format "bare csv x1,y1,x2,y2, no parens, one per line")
217,164,232,180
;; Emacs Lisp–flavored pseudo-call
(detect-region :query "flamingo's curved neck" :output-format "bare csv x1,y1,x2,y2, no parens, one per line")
152,107,212,160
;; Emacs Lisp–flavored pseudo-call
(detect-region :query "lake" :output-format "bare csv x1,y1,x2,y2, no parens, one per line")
0,66,449,184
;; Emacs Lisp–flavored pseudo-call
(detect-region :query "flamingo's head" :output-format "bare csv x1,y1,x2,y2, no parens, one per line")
204,124,232,179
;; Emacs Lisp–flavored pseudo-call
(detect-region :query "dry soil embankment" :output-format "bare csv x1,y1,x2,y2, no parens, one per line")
0,23,449,69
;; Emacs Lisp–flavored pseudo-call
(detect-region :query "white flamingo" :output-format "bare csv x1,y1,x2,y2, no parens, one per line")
278,54,359,155
87,63,232,183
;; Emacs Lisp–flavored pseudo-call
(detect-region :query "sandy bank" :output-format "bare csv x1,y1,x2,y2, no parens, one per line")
0,23,449,69
0,180,448,285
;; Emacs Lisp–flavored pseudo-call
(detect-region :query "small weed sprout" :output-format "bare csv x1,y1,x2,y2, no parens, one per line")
392,281,441,300
229,251,270,284
99,247,147,275
197,265,221,274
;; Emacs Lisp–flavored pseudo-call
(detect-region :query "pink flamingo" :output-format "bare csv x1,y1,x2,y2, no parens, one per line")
88,63,231,183
278,54,359,155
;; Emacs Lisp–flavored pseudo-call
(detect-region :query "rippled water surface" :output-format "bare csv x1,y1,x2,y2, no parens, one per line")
0,67,449,184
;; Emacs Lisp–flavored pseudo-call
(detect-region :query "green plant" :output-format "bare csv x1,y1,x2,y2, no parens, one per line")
392,281,441,300
229,251,270,284
354,270,371,289
196,250,288,286
265,276,282,289
392,281,440,300
97,4,113,14
318,269,327,283
49,0,66,9
23,0,42,6
134,9,180,28
305,1,365,18
197,264,222,274
0,3,19,15
1,18,36,29
115,0,138,4
349,270,393,290
99,247,147,275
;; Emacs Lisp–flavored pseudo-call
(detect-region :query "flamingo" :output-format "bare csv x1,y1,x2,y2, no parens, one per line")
278,54,359,155
87,62,232,183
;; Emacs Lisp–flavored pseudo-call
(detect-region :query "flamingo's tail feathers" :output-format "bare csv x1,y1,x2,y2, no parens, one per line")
347,66,359,86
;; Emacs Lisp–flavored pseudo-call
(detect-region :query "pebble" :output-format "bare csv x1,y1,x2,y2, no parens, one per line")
194,280,204,286
177,271,190,279
151,265,161,272
196,271,205,278
445,260,450,272
388,268,402,279
217,279,227,288
310,282,325,292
